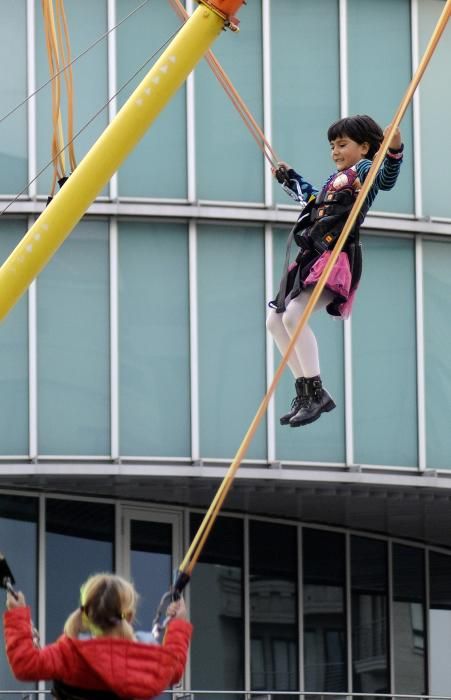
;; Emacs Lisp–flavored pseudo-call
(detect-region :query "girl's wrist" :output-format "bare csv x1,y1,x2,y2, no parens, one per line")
387,143,404,154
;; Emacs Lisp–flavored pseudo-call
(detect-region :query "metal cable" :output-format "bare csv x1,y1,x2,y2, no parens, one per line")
0,28,178,217
0,0,152,126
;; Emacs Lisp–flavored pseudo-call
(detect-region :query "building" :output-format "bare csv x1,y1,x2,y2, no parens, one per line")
1,0,451,696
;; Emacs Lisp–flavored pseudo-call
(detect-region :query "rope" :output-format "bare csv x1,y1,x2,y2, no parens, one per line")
42,0,76,195
175,0,451,584
0,29,179,217
167,0,279,168
0,0,152,127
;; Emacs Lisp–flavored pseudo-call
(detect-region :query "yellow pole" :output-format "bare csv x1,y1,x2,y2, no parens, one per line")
0,3,229,321
178,0,451,577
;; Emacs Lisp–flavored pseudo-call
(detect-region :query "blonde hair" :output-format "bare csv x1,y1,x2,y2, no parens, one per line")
64,573,138,640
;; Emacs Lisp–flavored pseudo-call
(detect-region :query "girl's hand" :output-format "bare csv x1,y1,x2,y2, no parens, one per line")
384,125,402,150
6,591,26,610
167,597,187,621
272,161,292,183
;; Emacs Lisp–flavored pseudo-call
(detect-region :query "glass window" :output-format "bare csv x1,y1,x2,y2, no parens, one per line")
116,0,187,199
392,544,426,695
429,552,451,695
37,220,110,455
348,0,414,215
418,0,451,219
0,0,27,194
35,0,108,197
272,228,345,463
190,514,244,694
198,223,266,460
351,536,389,694
353,235,417,467
250,520,298,693
0,220,29,455
129,519,172,630
118,220,190,457
303,528,347,692
272,0,340,206
196,1,264,203
423,239,451,469
46,498,114,644
0,495,38,690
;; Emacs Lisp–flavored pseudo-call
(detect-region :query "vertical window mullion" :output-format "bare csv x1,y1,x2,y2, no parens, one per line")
108,0,118,201
27,0,37,198
110,218,119,459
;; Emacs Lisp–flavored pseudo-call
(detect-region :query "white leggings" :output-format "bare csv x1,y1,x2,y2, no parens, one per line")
266,289,333,379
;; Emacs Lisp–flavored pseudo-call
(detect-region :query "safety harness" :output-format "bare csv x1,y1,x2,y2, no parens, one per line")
271,185,364,315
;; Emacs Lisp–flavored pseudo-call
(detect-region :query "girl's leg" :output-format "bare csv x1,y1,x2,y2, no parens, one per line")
281,289,336,427
266,309,305,425
281,289,332,377
266,309,304,379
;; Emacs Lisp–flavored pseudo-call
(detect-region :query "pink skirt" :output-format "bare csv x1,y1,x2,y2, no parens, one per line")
303,251,356,319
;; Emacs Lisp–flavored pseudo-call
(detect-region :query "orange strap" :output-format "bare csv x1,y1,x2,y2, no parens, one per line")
42,0,77,195
168,0,279,168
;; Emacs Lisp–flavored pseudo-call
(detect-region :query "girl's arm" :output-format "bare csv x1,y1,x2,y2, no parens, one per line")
356,147,403,209
273,163,319,204
4,607,65,681
161,618,193,687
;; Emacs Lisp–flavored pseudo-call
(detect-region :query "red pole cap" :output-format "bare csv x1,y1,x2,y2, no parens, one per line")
198,0,246,29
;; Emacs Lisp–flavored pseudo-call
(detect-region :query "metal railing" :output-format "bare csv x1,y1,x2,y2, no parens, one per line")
2,692,451,700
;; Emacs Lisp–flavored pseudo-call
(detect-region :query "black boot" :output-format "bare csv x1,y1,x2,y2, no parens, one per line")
289,375,336,427
280,377,305,425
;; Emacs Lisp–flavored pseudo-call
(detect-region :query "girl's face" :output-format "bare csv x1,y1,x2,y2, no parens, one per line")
330,135,370,170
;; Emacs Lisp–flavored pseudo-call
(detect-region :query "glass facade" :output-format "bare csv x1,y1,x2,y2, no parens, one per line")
0,496,451,695
250,521,298,692
0,1,448,468
190,514,244,693
304,529,346,692
351,537,388,695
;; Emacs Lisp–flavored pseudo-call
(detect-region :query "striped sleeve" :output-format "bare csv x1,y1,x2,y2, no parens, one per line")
356,151,403,209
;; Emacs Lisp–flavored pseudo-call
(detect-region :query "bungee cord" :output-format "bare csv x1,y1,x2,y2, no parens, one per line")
42,0,77,196
170,0,451,597
168,0,279,168
0,0,152,127
0,28,179,218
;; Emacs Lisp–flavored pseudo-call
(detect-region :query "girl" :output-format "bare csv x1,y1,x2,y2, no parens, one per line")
267,115,403,428
3,573,192,699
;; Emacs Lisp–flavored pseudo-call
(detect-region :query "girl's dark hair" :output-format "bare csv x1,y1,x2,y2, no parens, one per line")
327,114,383,160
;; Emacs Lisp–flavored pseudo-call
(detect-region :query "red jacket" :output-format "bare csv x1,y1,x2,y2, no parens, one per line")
4,607,193,699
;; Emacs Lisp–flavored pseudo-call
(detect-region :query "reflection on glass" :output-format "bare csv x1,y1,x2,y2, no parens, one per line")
46,499,114,643
0,495,38,690
250,521,298,693
130,519,172,631
430,552,451,695
393,544,426,695
304,529,346,691
190,514,244,695
351,536,388,696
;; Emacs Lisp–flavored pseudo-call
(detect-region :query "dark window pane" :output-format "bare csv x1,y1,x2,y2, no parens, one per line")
304,529,346,691
351,536,388,695
393,545,426,694
0,495,38,690
190,514,244,694
429,552,451,694
130,519,172,630
46,499,114,643
250,521,298,693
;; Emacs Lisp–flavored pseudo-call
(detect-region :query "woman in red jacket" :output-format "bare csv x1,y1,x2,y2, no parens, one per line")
3,573,193,699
